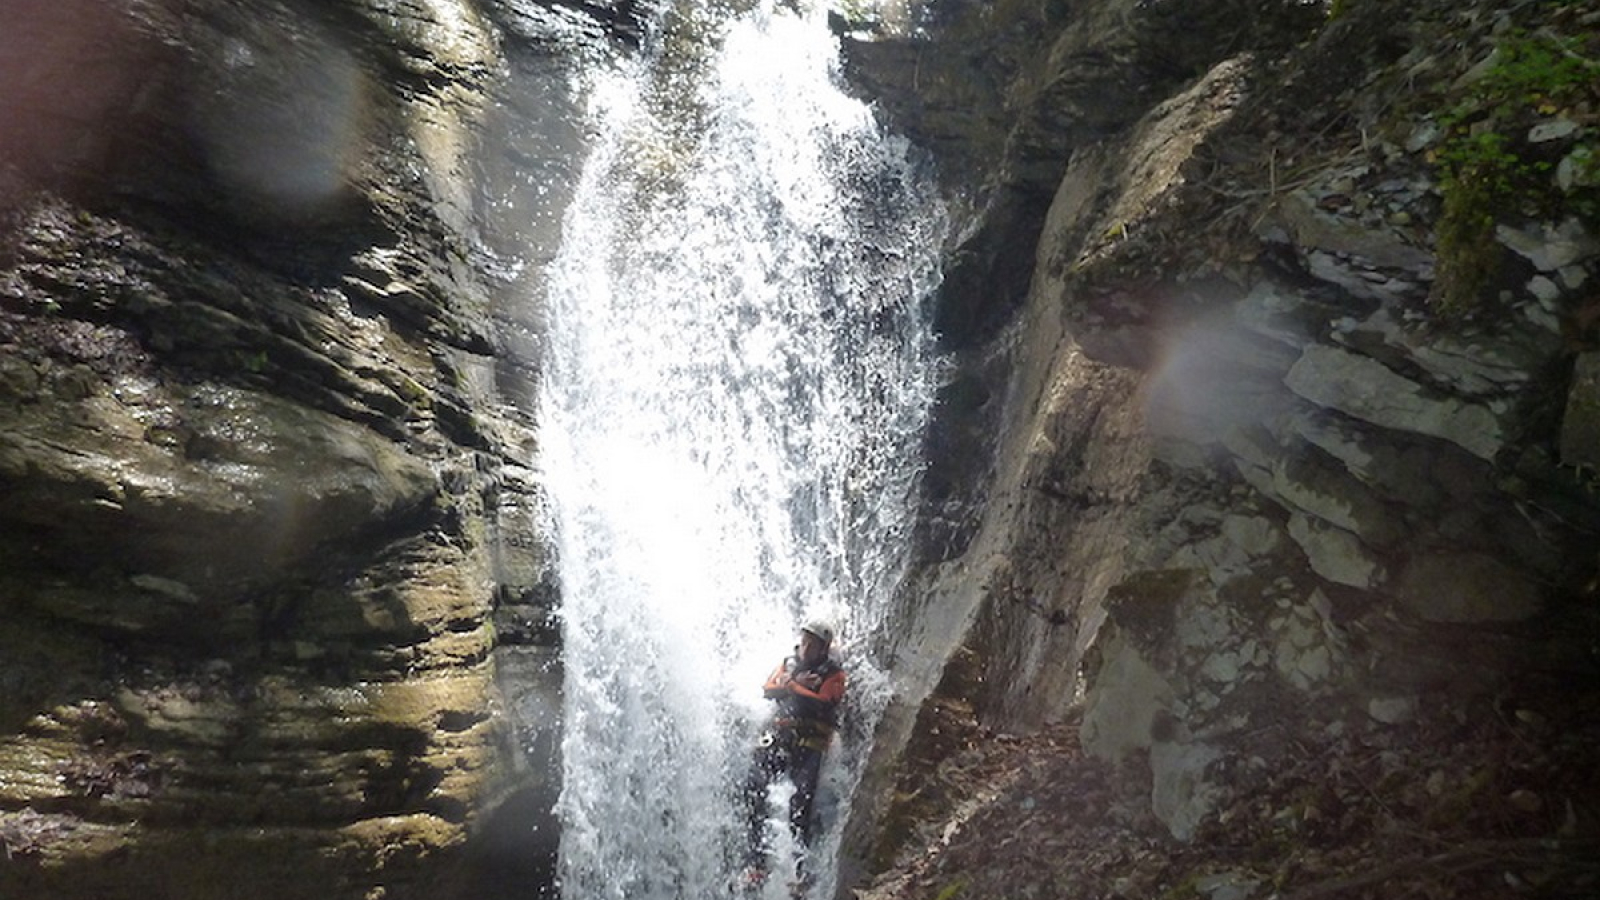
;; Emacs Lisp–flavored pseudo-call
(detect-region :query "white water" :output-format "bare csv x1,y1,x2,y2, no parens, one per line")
539,6,944,899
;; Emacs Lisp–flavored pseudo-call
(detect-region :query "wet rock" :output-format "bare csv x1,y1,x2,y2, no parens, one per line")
0,0,579,894
0,380,440,628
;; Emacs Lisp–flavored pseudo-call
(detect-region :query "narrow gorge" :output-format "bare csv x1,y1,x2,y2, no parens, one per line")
1,1,1597,899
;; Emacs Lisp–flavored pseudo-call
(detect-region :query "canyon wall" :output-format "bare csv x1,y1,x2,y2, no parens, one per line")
0,0,631,895
842,0,1600,874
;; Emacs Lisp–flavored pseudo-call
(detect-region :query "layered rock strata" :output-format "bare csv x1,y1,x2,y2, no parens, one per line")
0,0,626,896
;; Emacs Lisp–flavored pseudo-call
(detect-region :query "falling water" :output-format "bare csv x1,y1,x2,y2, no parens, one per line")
538,4,945,898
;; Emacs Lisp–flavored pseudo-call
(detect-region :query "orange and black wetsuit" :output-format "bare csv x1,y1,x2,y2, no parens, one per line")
743,654,846,865
762,655,845,750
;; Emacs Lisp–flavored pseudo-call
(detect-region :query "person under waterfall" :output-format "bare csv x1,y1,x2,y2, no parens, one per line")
740,620,846,888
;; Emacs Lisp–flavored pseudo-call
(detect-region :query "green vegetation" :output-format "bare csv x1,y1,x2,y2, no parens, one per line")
1430,29,1600,317
243,349,270,373
1432,157,1509,319
1159,872,1209,900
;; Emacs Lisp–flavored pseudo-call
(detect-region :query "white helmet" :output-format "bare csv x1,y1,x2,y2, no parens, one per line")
800,620,835,647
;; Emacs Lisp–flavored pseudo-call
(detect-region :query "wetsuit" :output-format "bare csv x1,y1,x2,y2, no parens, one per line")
742,652,846,866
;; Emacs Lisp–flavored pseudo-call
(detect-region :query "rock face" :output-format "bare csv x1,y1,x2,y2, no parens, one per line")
0,0,623,896
7,0,1600,895
842,0,1600,872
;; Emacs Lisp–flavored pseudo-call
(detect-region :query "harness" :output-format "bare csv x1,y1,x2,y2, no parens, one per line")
770,717,834,751
768,657,841,752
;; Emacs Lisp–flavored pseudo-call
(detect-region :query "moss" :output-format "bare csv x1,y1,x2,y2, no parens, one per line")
932,876,970,900
393,374,431,408
1430,28,1600,317
1432,165,1507,318
1157,870,1205,900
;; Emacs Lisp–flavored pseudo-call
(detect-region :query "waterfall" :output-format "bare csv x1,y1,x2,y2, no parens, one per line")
538,5,944,898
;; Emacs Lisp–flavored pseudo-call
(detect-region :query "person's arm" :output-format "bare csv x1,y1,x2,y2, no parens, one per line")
762,660,793,698
787,668,844,704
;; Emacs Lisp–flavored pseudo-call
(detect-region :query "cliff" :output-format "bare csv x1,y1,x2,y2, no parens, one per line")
842,0,1600,895
0,0,621,896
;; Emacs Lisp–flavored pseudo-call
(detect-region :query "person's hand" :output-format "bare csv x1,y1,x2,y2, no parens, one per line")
795,672,822,690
